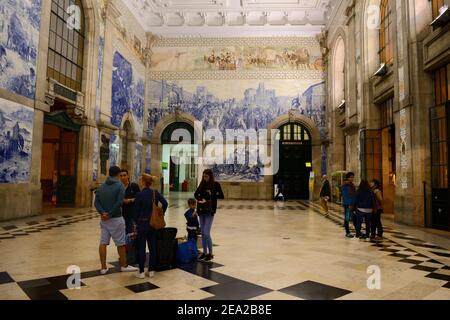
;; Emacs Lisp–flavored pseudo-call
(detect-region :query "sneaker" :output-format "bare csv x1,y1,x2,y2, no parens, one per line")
121,265,138,272
135,272,145,279
100,268,109,275
359,235,367,240
146,271,155,278
198,253,206,261
345,233,354,238
204,254,214,262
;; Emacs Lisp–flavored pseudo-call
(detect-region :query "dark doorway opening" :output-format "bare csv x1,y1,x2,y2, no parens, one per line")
41,110,80,207
276,123,312,200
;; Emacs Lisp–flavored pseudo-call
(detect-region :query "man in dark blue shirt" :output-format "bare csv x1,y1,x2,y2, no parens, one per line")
119,169,140,234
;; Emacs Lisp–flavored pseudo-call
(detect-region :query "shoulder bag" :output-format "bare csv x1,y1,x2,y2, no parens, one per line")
150,189,166,230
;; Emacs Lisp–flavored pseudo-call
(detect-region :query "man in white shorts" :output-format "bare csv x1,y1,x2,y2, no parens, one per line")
94,166,138,274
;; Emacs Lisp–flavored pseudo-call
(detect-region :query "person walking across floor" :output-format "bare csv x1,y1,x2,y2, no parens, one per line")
133,174,168,279
194,169,224,262
119,169,140,265
319,175,331,216
341,172,357,238
353,180,376,240
370,179,384,239
94,166,138,274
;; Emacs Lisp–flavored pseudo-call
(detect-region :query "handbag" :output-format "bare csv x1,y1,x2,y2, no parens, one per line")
149,189,166,230
197,200,212,215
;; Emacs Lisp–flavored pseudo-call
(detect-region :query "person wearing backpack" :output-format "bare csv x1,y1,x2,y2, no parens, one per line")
353,180,376,240
370,179,384,239
133,174,168,279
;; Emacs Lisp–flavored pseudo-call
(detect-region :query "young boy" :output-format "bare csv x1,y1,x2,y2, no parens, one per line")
185,198,199,241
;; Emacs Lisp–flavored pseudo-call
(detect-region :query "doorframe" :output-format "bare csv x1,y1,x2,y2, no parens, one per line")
42,111,81,207
267,113,323,201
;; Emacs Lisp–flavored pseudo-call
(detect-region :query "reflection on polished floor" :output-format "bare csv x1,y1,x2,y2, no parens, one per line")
0,193,450,300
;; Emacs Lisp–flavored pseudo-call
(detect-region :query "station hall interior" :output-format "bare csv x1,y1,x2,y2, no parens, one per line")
1,0,450,300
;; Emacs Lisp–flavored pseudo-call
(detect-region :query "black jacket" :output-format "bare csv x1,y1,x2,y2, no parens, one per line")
194,181,224,215
320,180,331,198
122,182,140,220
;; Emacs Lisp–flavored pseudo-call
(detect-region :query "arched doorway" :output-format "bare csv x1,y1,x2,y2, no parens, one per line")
161,122,197,193
276,122,312,200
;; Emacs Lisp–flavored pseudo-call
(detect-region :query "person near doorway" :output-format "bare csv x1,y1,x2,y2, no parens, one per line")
353,180,376,240
319,175,331,216
274,176,285,201
341,172,356,238
370,179,384,239
185,198,199,242
94,166,138,275
194,169,224,262
133,174,168,279
119,169,140,265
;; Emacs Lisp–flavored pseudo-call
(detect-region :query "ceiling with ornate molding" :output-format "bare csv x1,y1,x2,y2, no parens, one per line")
120,0,337,37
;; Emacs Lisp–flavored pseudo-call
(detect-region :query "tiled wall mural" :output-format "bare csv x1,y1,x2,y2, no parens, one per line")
145,144,151,174
134,142,142,182
147,37,326,182
111,51,145,136
0,98,34,183
0,0,41,99
148,79,326,181
151,45,324,72
93,15,105,181
93,128,99,181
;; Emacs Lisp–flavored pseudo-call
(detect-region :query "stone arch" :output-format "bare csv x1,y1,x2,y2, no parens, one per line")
267,113,322,200
267,113,321,146
149,112,204,191
151,112,203,145
332,36,346,109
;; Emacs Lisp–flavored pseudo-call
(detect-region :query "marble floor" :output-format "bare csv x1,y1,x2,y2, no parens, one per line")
1,193,450,300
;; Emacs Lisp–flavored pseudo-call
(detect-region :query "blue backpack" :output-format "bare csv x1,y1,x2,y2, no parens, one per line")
176,239,198,264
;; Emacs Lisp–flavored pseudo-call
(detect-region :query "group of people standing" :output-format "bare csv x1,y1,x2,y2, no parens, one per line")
94,166,223,279
320,172,384,240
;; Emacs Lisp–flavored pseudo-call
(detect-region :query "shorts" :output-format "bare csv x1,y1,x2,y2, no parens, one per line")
100,217,126,246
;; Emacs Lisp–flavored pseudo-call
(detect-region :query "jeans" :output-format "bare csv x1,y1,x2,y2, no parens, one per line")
355,210,372,238
199,214,214,255
187,228,198,242
136,222,157,273
343,205,356,235
371,210,383,237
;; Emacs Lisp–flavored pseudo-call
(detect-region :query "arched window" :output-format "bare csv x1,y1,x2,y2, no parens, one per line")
333,37,345,109
47,0,85,92
122,121,132,167
432,0,446,19
277,123,311,143
379,0,394,64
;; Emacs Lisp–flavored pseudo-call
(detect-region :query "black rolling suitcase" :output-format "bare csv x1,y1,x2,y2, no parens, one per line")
155,227,178,271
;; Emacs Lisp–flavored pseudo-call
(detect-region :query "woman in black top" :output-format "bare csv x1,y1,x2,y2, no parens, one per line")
194,169,224,262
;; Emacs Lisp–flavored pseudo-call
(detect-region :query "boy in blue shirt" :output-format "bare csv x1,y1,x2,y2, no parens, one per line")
185,198,199,241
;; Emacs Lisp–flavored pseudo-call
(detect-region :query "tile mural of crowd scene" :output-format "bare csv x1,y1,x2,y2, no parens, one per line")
0,98,34,183
147,79,326,181
111,51,145,136
0,0,41,99
150,45,324,72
